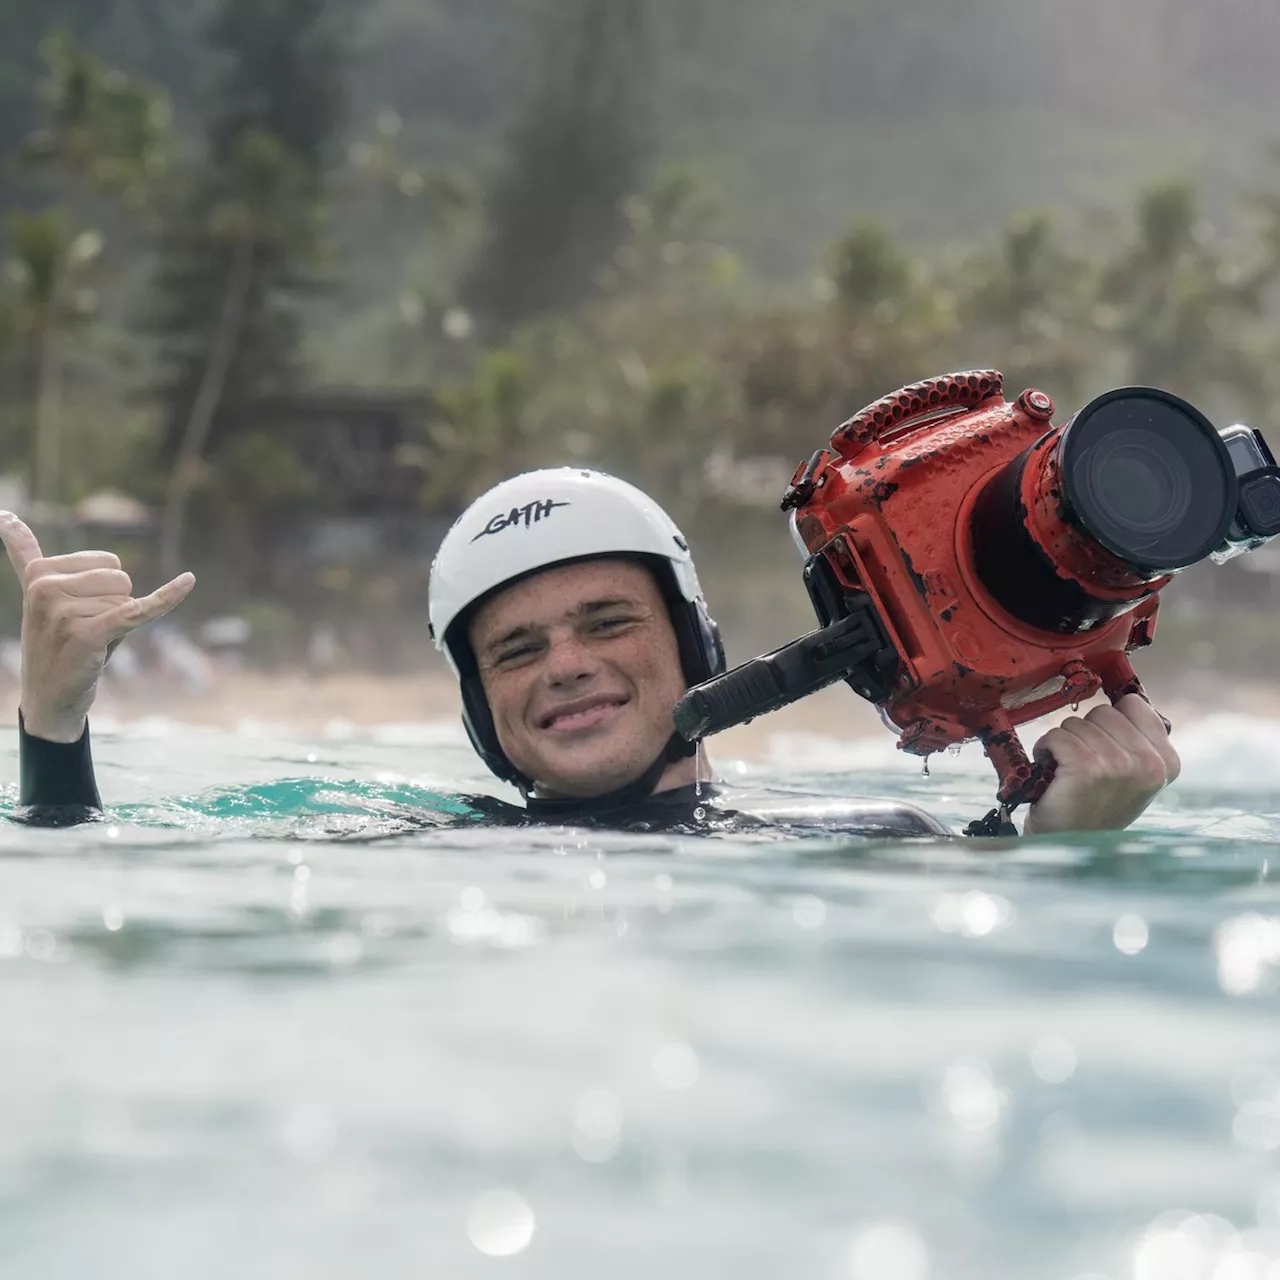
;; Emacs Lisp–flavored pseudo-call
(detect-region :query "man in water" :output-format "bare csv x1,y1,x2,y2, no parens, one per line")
1,468,1179,833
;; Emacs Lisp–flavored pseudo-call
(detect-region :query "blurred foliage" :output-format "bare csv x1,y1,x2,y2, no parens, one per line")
1,1,1280,665
0,35,166,513
146,0,348,458
146,0,351,575
461,0,656,334
22,29,173,210
1097,180,1278,416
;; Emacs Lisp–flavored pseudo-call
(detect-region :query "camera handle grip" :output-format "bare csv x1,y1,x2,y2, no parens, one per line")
831,369,1004,456
964,726,1056,838
672,609,895,743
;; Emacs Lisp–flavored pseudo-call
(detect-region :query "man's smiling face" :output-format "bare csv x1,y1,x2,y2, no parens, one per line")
468,558,688,797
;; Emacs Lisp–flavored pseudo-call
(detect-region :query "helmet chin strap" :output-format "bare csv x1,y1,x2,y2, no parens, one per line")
523,732,698,817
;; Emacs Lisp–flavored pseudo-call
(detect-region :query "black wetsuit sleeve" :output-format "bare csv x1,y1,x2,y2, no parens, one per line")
14,712,103,825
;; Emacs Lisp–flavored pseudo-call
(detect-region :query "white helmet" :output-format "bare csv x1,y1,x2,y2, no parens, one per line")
428,467,724,788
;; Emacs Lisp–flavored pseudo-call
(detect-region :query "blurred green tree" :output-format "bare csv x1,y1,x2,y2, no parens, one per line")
146,0,353,578
715,218,955,462
462,0,655,333
154,130,323,579
0,0,113,211
21,29,173,211
330,106,474,384
1099,180,1274,409
955,210,1093,405
6,33,171,511
3,211,103,505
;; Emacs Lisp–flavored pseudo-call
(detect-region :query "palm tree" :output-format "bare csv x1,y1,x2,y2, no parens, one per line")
157,128,317,579
958,211,1092,403
6,210,102,516
21,30,172,210
10,34,171,520
1100,181,1273,405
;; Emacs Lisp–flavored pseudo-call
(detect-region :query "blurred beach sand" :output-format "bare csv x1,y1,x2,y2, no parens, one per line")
3,666,1276,761
69,668,892,756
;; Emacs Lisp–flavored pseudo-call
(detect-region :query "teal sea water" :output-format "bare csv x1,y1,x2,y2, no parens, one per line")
1,713,1279,1280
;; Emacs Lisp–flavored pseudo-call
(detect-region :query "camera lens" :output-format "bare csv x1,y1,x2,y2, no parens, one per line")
1061,391,1236,570
1240,473,1280,537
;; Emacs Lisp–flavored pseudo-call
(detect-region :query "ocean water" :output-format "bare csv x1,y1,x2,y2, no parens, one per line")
1,713,1279,1280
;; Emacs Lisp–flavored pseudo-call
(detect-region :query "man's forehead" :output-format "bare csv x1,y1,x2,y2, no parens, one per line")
470,558,660,639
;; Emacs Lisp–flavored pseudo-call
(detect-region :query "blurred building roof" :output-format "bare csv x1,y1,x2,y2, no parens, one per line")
251,387,440,515
75,489,153,528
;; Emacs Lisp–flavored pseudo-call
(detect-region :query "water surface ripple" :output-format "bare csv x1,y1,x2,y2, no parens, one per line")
1,716,1277,1279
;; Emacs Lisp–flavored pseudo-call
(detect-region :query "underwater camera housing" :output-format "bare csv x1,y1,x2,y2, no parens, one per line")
673,370,1280,830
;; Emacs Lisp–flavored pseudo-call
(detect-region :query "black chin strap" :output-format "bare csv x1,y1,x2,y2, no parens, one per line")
524,732,696,818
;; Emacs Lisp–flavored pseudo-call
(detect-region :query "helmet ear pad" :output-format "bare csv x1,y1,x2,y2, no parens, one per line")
675,596,725,685
460,673,533,791
694,599,726,682
658,594,724,764
641,556,725,687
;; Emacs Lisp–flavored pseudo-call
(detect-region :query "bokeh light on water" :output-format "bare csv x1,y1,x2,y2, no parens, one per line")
848,1222,929,1280
1030,1034,1078,1085
0,719,1277,1278
1114,913,1150,955
652,1042,700,1091
466,1189,536,1257
1216,915,1280,995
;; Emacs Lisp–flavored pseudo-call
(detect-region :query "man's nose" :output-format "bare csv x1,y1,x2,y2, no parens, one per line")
542,630,601,684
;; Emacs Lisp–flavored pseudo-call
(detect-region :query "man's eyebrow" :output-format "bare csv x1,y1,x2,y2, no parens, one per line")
481,597,643,654
574,596,643,616
483,623,538,654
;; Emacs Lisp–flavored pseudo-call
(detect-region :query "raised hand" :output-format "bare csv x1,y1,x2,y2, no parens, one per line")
0,512,195,742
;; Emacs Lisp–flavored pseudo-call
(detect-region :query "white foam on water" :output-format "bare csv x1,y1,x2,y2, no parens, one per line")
367,721,471,747
1164,713,1280,792
752,711,1280,796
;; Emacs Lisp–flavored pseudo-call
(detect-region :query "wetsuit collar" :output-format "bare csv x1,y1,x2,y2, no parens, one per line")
524,749,677,818
521,723,707,817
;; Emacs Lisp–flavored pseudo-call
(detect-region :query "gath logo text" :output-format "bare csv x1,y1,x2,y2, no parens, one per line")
471,499,571,541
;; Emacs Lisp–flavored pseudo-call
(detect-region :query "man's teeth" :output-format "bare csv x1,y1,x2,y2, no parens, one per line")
550,703,617,727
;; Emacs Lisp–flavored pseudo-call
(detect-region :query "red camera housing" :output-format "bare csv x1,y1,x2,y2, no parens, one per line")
785,370,1168,806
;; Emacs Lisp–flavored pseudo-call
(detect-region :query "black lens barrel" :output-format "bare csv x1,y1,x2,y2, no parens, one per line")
969,452,1137,634
1059,388,1236,571
970,388,1238,635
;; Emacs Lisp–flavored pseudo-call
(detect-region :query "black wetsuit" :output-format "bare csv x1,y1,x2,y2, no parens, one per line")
16,715,103,826
14,717,952,838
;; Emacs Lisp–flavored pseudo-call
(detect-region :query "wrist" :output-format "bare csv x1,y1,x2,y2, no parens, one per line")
19,704,88,744
1021,805,1063,837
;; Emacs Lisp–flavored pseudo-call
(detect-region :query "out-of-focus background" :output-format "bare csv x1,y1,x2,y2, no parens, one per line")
1,0,1278,726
